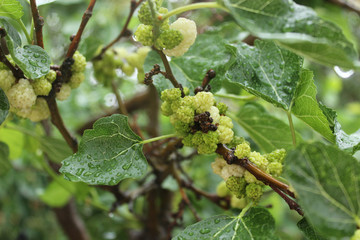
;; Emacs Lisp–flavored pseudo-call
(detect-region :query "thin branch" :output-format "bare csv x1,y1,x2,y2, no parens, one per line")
181,179,231,210
93,0,144,61
29,0,44,48
111,80,128,115
215,143,303,215
76,89,151,135
171,163,201,221
45,94,78,153
270,184,303,216
66,0,97,58
154,48,180,88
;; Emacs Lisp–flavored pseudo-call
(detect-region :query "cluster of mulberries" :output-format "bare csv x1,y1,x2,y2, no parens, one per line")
134,2,197,57
0,56,56,121
212,141,286,205
93,46,151,85
56,51,87,101
160,88,234,154
0,52,87,121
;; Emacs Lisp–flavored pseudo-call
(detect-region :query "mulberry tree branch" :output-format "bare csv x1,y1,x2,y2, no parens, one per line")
92,0,144,60
29,0,44,48
66,0,97,58
155,48,180,88
215,143,303,216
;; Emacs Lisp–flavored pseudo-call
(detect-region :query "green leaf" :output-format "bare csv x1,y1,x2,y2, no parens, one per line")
226,40,303,110
38,137,73,164
285,142,360,238
4,35,50,79
0,0,23,20
320,104,360,154
12,45,51,79
0,89,9,125
172,207,278,240
233,103,301,152
144,34,232,94
60,114,147,185
0,17,21,47
223,0,359,69
39,178,73,207
171,34,232,93
291,69,335,142
297,218,327,240
39,177,89,207
0,126,24,159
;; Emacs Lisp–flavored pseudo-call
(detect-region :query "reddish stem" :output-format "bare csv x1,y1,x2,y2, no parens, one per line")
30,0,44,48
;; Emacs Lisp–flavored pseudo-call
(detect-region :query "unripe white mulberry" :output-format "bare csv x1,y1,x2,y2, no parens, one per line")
234,142,251,159
193,92,214,113
211,157,227,176
217,125,234,144
208,106,220,124
32,78,52,96
72,51,87,73
56,84,71,101
163,18,197,57
122,63,135,76
220,164,245,180
230,195,248,209
28,98,50,122
219,116,233,128
69,72,85,89
7,79,36,109
0,70,16,91
46,70,57,83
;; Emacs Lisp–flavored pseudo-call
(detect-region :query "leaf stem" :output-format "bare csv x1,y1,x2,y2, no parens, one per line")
16,19,32,44
141,133,177,145
286,111,296,146
239,202,253,218
161,2,228,20
215,93,257,101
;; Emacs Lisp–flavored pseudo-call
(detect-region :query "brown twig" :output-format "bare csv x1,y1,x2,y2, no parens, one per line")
92,0,144,61
215,144,302,215
171,163,201,221
66,0,97,58
181,179,231,210
29,0,44,48
270,185,303,216
76,89,151,135
45,94,78,153
53,200,90,240
154,48,180,88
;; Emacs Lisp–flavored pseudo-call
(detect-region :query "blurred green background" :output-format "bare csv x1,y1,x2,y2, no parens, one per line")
1,0,359,239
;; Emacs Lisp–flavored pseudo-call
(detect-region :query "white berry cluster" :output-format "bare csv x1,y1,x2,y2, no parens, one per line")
163,18,197,57
161,88,234,154
56,51,87,101
212,140,286,204
93,46,151,85
0,55,57,121
134,1,197,57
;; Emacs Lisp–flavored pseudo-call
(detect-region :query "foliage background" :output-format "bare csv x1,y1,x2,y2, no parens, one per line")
1,0,360,239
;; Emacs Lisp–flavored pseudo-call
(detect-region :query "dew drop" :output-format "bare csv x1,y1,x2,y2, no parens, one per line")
199,228,211,234
76,168,85,176
214,218,221,224
63,161,70,166
122,163,131,170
